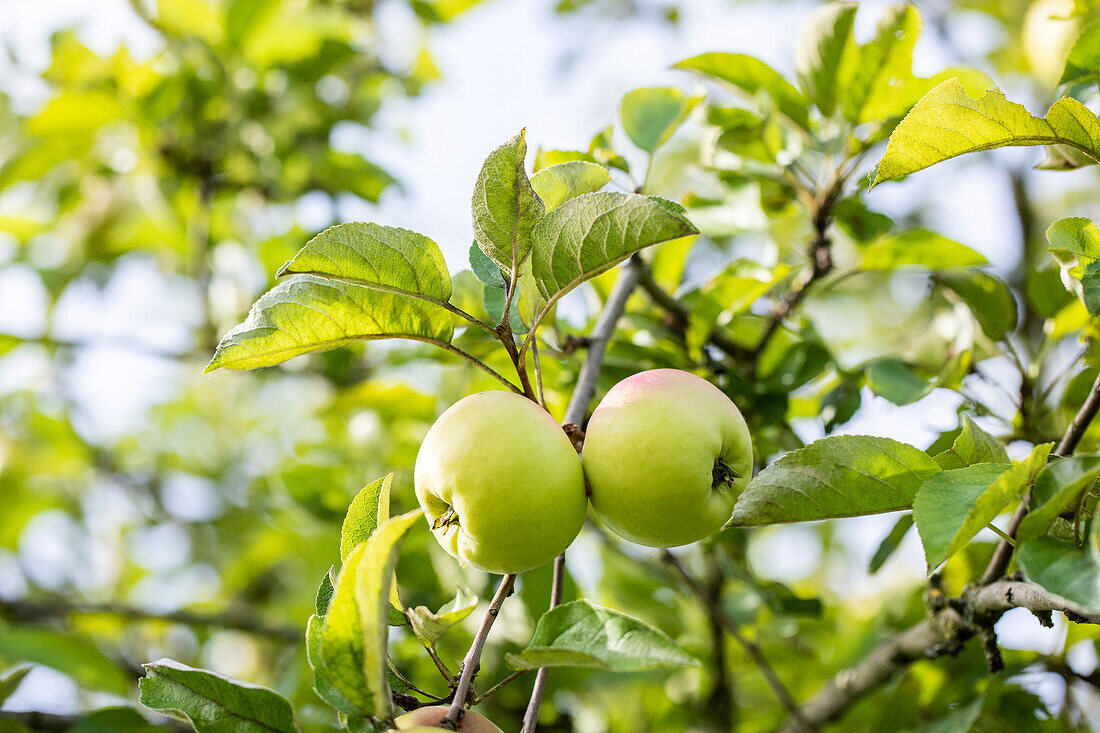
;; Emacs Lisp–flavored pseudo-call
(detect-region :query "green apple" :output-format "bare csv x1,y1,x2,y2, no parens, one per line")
582,369,752,547
391,705,503,732
414,391,587,574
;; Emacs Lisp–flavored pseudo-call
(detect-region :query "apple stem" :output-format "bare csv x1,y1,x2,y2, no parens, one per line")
439,574,516,730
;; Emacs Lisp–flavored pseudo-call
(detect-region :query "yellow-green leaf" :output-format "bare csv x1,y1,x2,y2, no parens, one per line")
873,79,1100,186
276,223,452,303
319,509,422,719
205,276,454,372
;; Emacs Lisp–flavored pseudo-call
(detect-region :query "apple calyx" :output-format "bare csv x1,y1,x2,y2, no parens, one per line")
432,507,460,531
712,459,741,490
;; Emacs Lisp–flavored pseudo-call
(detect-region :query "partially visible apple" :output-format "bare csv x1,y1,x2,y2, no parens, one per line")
391,705,503,732
414,391,587,574
582,369,752,547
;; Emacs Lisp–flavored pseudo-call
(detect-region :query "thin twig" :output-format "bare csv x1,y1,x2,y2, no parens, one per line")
425,340,524,394
520,554,566,733
752,177,844,360
0,597,299,642
634,262,752,361
473,669,530,704
440,575,516,730
661,550,813,732
531,338,547,409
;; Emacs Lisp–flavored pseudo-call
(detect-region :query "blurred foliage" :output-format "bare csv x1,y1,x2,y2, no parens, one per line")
4,0,1100,732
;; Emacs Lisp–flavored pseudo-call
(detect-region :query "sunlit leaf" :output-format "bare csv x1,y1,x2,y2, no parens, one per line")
795,1,856,116
731,435,942,525
837,4,918,123
872,79,1100,186
934,416,1010,470
1060,18,1100,86
859,230,987,271
619,87,698,154
471,130,544,274
674,53,810,128
407,587,478,648
529,192,697,326
139,659,298,733
276,223,452,304
205,276,454,372
530,161,611,211
319,510,422,720
340,474,392,562
506,600,696,672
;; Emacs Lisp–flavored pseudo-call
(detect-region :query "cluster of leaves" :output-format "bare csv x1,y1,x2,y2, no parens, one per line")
9,1,1100,732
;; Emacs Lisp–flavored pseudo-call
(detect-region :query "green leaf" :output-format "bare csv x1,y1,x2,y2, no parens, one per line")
833,197,893,242
619,87,697,154
315,567,336,617
730,435,942,526
225,0,277,46
0,621,131,696
935,443,1051,570
1060,18,1100,86
505,600,696,672
674,53,810,128
836,4,919,123
204,276,454,372
1047,216,1100,259
471,130,545,275
275,223,452,304
934,271,1018,341
869,514,913,574
914,463,1016,571
469,241,505,289
530,161,611,212
0,666,31,707
483,283,528,334
66,707,162,733
305,614,361,716
319,509,422,720
872,79,1100,186
901,698,983,733
139,659,298,733
1017,531,1100,613
340,474,392,562
1017,455,1100,542
934,416,1010,470
859,230,987,271
865,358,931,406
1047,217,1100,313
529,192,697,325
406,587,478,648
795,1,857,116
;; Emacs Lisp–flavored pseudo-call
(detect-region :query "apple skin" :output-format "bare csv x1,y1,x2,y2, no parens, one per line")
414,391,587,574
391,705,503,732
581,369,752,547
